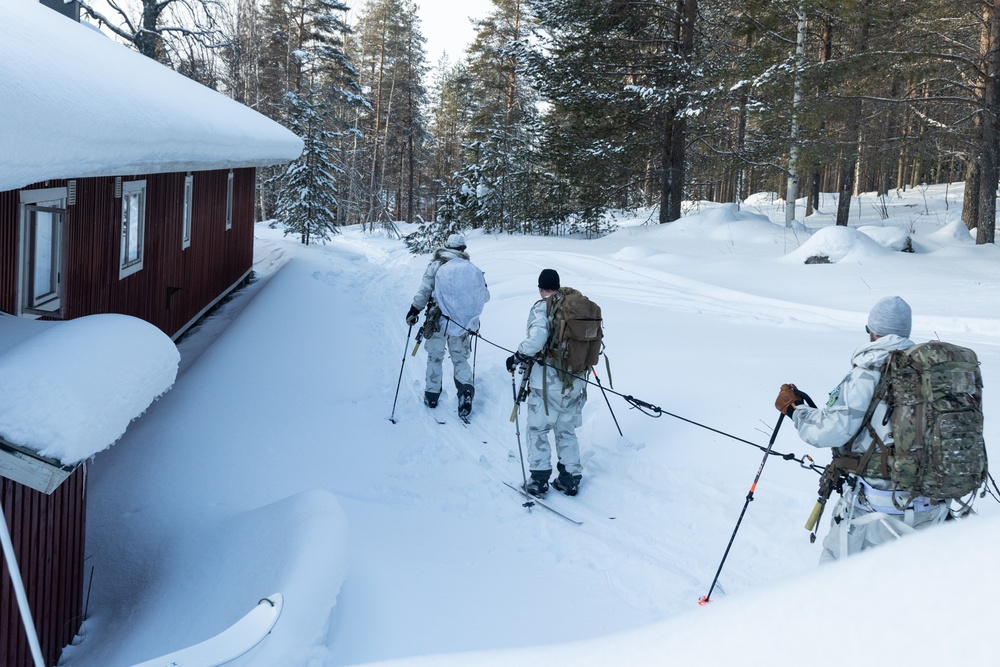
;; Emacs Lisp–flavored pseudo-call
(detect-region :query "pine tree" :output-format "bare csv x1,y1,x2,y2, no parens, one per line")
274,90,342,244
253,0,360,230
527,0,702,224
351,0,429,229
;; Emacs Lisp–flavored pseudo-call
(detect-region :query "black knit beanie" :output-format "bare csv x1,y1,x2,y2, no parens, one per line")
537,269,560,290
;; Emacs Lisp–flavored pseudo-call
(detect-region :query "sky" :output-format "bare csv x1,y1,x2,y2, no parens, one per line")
11,182,996,666
416,0,494,66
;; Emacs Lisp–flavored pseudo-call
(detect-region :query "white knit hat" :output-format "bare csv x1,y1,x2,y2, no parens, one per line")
446,233,466,249
867,296,912,338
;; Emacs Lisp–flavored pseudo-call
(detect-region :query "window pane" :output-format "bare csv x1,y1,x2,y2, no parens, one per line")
225,171,233,229
183,174,193,248
123,191,141,266
32,210,55,297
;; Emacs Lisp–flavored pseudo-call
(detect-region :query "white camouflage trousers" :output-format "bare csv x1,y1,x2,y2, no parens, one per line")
525,377,586,476
820,485,949,563
423,329,473,394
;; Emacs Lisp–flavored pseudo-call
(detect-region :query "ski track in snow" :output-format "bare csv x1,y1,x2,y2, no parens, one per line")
336,231,830,620
243,222,999,654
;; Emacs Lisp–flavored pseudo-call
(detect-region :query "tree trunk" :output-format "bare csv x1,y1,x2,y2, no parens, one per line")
661,109,686,223
963,160,981,231
976,0,1000,244
785,5,807,226
660,0,697,223
836,160,855,226
137,0,168,63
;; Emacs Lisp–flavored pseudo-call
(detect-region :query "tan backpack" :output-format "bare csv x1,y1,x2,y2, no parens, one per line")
544,287,603,379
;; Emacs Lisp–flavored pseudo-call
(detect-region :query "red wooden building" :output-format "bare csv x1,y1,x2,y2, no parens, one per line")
0,3,303,665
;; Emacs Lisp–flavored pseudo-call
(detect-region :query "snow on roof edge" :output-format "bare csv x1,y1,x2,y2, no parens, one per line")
0,2,304,193
0,314,180,466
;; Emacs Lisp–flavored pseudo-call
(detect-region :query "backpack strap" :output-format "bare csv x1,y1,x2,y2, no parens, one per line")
535,292,563,417
836,353,896,480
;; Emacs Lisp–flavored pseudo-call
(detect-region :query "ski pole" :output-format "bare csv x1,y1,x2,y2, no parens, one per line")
699,413,785,606
389,324,413,424
592,368,622,437
511,371,533,510
472,333,478,384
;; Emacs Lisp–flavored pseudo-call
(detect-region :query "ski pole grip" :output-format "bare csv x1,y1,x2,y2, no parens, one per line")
411,341,421,356
804,500,825,531
510,404,519,422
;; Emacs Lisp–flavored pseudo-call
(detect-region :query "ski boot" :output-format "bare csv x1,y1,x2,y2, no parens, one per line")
524,469,551,497
424,391,440,408
457,383,474,421
553,463,581,496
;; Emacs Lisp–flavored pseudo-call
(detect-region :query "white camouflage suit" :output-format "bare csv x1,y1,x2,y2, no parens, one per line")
791,334,949,563
411,248,489,397
516,297,587,477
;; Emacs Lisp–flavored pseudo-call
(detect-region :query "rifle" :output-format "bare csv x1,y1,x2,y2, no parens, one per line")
804,463,848,543
509,358,534,422
411,301,442,356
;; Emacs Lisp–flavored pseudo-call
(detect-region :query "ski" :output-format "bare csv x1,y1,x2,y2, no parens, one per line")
502,481,583,525
132,594,283,667
426,406,446,425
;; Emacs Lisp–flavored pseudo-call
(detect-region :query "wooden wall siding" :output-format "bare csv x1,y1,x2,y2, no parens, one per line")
0,167,256,338
0,466,86,667
0,189,20,315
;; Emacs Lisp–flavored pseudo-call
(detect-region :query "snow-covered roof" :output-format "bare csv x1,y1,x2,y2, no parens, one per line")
0,313,179,465
0,1,304,193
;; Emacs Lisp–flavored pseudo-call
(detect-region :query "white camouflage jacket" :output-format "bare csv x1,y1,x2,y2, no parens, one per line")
792,333,914,490
410,247,469,311
516,297,586,393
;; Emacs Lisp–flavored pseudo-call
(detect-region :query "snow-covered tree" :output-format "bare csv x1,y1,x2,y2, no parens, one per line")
273,90,343,244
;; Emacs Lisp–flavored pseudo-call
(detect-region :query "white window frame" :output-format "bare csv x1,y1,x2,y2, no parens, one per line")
225,170,234,230
182,173,194,249
18,187,67,317
120,180,146,279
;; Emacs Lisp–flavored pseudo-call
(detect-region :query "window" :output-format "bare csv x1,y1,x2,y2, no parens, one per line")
19,187,67,316
120,180,146,278
182,174,194,249
225,170,234,230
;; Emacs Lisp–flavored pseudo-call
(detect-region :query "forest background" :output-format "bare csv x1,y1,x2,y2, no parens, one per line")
77,0,1000,248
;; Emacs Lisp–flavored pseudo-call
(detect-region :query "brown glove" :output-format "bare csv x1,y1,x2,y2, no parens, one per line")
775,383,804,416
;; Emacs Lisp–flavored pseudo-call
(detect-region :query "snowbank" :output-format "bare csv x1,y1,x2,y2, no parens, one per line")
0,314,178,463
350,512,999,666
782,225,892,263
60,489,349,667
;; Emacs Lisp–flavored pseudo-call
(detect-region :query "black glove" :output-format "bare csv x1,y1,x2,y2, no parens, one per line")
406,305,420,326
506,353,529,373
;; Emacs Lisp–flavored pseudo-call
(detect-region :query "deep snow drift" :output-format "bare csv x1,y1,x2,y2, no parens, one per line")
0,314,178,463
57,183,1000,666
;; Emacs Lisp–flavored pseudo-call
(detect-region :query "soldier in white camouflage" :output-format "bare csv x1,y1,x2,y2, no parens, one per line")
775,296,949,562
506,269,587,498
406,234,489,418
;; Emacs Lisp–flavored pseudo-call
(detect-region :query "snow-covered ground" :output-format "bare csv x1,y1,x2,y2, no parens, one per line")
58,183,1000,666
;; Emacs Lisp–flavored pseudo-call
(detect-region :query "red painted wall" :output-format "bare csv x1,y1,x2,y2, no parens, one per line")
0,466,86,667
0,167,257,338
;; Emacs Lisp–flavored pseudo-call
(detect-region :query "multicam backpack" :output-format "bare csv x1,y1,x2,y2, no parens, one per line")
846,341,988,502
544,287,603,380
